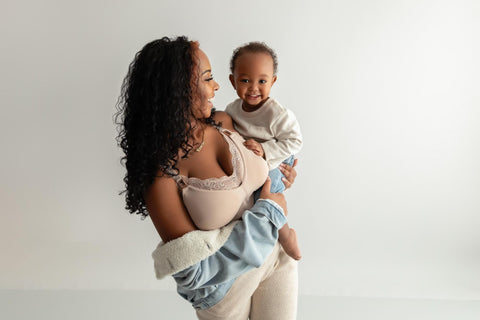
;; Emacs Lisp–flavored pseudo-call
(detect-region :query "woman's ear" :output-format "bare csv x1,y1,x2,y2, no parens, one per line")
229,74,236,89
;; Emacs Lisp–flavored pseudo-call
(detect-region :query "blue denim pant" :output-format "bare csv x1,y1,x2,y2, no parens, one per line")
254,155,295,202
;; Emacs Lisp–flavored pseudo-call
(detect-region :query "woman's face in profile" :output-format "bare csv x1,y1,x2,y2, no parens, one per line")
192,49,219,119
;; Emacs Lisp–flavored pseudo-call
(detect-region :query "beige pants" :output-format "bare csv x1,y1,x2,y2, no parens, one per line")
196,243,298,320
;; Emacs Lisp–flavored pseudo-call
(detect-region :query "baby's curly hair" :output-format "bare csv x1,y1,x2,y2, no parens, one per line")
230,41,278,75
115,36,217,217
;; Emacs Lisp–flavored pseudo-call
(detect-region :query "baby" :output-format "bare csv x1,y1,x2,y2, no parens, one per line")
226,42,303,260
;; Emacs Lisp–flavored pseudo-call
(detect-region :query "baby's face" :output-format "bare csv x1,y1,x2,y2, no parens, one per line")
229,52,277,110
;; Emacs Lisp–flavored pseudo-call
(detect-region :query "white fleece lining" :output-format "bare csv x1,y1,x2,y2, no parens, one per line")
152,221,238,279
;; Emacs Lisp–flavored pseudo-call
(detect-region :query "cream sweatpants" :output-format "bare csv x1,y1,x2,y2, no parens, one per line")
196,243,298,320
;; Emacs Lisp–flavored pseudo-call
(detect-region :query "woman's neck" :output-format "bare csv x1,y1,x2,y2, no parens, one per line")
189,121,207,151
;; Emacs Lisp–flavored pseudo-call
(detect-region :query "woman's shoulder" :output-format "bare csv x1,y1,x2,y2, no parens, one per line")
213,110,235,131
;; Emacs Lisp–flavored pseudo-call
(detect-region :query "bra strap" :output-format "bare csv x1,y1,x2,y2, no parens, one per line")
216,125,233,136
172,174,188,189
166,166,188,189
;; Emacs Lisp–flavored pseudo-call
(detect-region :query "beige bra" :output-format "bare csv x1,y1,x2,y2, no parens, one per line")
173,127,269,230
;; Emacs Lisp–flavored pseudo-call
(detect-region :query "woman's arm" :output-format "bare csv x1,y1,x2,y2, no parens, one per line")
172,199,286,290
164,178,288,289
145,175,197,242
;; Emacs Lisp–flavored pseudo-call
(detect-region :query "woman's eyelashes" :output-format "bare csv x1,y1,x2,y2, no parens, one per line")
205,75,214,81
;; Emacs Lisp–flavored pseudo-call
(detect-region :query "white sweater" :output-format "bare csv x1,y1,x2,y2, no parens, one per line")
225,98,303,169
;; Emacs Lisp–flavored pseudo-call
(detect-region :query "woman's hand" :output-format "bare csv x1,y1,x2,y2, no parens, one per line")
259,177,288,216
279,158,298,190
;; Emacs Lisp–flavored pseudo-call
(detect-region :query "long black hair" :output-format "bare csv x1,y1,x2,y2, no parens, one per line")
115,36,216,217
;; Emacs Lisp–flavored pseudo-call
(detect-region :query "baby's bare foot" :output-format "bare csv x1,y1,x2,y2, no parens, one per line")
280,228,302,260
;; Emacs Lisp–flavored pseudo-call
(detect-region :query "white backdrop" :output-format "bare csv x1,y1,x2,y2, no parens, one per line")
1,0,479,301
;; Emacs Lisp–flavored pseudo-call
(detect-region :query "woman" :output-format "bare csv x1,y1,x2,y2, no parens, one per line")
116,36,298,319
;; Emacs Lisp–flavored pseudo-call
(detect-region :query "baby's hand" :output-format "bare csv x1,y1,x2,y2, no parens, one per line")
243,139,264,158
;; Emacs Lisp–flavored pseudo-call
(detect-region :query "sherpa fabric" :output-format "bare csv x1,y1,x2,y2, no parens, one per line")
152,220,239,279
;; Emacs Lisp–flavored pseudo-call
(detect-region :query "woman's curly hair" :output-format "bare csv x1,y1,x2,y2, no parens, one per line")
115,36,217,217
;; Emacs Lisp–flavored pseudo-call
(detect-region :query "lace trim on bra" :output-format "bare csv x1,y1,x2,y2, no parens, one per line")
174,129,243,191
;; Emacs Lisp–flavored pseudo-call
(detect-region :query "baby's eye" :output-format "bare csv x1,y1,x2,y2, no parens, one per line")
259,80,267,84
240,79,249,83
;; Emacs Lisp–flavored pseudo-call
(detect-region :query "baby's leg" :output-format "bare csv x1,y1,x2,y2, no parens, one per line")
254,155,301,260
278,224,301,260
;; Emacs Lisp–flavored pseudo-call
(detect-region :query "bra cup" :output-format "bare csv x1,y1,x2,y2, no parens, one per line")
182,129,269,230
183,188,245,230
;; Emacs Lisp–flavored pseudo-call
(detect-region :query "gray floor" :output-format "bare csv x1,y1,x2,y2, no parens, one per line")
1,290,480,320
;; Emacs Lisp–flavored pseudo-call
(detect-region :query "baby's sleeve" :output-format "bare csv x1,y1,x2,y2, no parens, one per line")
261,109,303,169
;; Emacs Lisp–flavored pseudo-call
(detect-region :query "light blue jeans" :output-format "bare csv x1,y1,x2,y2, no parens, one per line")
172,199,287,310
254,155,295,202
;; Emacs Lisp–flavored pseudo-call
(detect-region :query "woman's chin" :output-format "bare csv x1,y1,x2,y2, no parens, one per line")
203,108,212,118
192,109,211,120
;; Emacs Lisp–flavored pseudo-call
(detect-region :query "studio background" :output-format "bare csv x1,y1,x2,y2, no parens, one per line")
1,0,479,318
